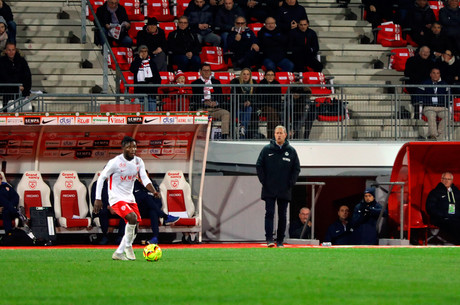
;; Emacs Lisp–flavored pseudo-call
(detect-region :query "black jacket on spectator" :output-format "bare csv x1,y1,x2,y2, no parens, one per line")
426,182,460,226
424,30,452,54
404,53,435,91
403,2,436,45
0,1,14,23
95,2,130,45
351,198,383,245
167,28,202,56
277,1,308,33
257,26,289,63
288,27,322,72
324,219,352,245
415,78,450,107
0,51,32,97
289,218,311,239
227,27,258,67
185,1,215,36
256,139,300,201
435,57,460,86
214,3,245,33
129,55,161,94
136,26,167,54
256,78,282,111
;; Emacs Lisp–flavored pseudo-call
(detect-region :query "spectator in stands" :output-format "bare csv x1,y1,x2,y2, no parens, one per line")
129,45,161,111
191,63,230,138
362,0,395,29
0,173,20,234
402,0,436,47
238,0,278,23
351,187,383,245
135,17,167,72
0,0,16,43
230,68,258,138
288,18,323,72
134,176,179,245
416,67,450,140
214,0,245,51
95,0,132,47
425,22,453,59
289,207,312,239
435,50,460,92
257,17,294,72
256,125,300,248
323,205,352,245
227,16,259,70
404,45,434,116
167,16,202,72
159,70,192,111
256,69,282,139
94,136,160,260
426,172,460,245
0,16,7,50
439,0,460,55
185,0,221,46
291,85,317,139
0,42,31,110
276,0,309,34
91,179,125,245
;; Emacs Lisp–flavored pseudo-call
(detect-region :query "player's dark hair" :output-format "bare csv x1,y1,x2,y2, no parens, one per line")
121,136,136,147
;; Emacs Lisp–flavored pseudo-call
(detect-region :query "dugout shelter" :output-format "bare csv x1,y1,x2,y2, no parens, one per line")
0,111,210,241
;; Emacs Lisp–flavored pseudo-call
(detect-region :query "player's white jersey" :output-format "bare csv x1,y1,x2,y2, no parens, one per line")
96,154,151,206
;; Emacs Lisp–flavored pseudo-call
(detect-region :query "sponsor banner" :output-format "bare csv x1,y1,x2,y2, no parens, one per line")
127,116,143,124
41,117,58,125
109,116,126,124
143,116,161,124
194,115,208,124
0,117,7,125
161,116,177,124
92,116,109,125
75,116,92,125
61,140,77,147
92,150,108,158
77,140,94,147
58,117,74,125
24,117,41,125
176,116,194,124
59,150,75,158
7,117,24,125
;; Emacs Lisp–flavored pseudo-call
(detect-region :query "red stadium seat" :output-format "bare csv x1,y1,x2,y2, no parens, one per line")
453,98,460,122
119,71,135,93
300,72,333,96
108,47,134,71
86,0,104,21
275,72,296,94
159,71,175,84
389,48,414,72
315,97,346,122
376,22,407,47
17,171,52,219
200,46,228,71
145,0,175,22
213,72,235,94
159,170,198,226
128,21,146,45
428,0,444,20
172,0,189,18
158,21,177,39
120,0,144,21
251,71,265,83
183,71,201,84
53,171,91,229
248,23,263,36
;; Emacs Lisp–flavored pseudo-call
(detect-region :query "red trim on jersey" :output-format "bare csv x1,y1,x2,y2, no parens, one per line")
109,174,113,190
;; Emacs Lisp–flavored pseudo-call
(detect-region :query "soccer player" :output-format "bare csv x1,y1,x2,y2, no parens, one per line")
93,136,159,261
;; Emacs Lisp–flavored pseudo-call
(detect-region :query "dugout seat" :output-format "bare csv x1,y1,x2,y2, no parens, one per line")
0,172,18,230
159,170,198,226
53,171,91,229
17,171,52,219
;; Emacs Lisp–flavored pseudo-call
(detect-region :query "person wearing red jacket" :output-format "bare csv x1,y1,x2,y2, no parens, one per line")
159,71,192,111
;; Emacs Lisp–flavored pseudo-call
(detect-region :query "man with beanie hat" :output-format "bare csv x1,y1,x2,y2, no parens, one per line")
136,17,167,71
351,187,384,245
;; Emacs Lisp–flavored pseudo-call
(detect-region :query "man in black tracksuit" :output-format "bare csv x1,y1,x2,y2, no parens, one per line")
351,187,383,245
256,125,300,247
426,172,460,244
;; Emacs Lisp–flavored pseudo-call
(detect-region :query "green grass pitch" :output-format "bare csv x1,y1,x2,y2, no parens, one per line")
1,247,460,305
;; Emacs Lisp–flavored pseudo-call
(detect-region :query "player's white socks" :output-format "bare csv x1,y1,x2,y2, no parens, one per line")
115,224,136,254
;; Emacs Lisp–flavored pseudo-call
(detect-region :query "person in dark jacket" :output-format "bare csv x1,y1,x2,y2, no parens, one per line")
435,50,460,91
256,70,282,139
227,16,260,69
362,0,395,29
439,0,460,55
426,172,460,245
324,205,352,245
0,42,31,110
288,18,323,72
129,45,161,111
351,187,383,245
424,22,453,58
136,17,168,71
257,17,294,72
167,16,202,72
185,0,221,46
289,207,311,239
276,0,309,34
0,0,16,43
237,0,278,23
95,0,132,47
415,67,450,140
214,0,245,51
256,125,301,247
402,0,436,46
134,177,179,245
0,174,20,233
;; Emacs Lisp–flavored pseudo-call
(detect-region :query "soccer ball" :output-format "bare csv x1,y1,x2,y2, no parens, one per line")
143,244,162,262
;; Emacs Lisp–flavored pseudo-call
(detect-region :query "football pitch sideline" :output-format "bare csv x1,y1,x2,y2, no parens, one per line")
1,246,459,305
